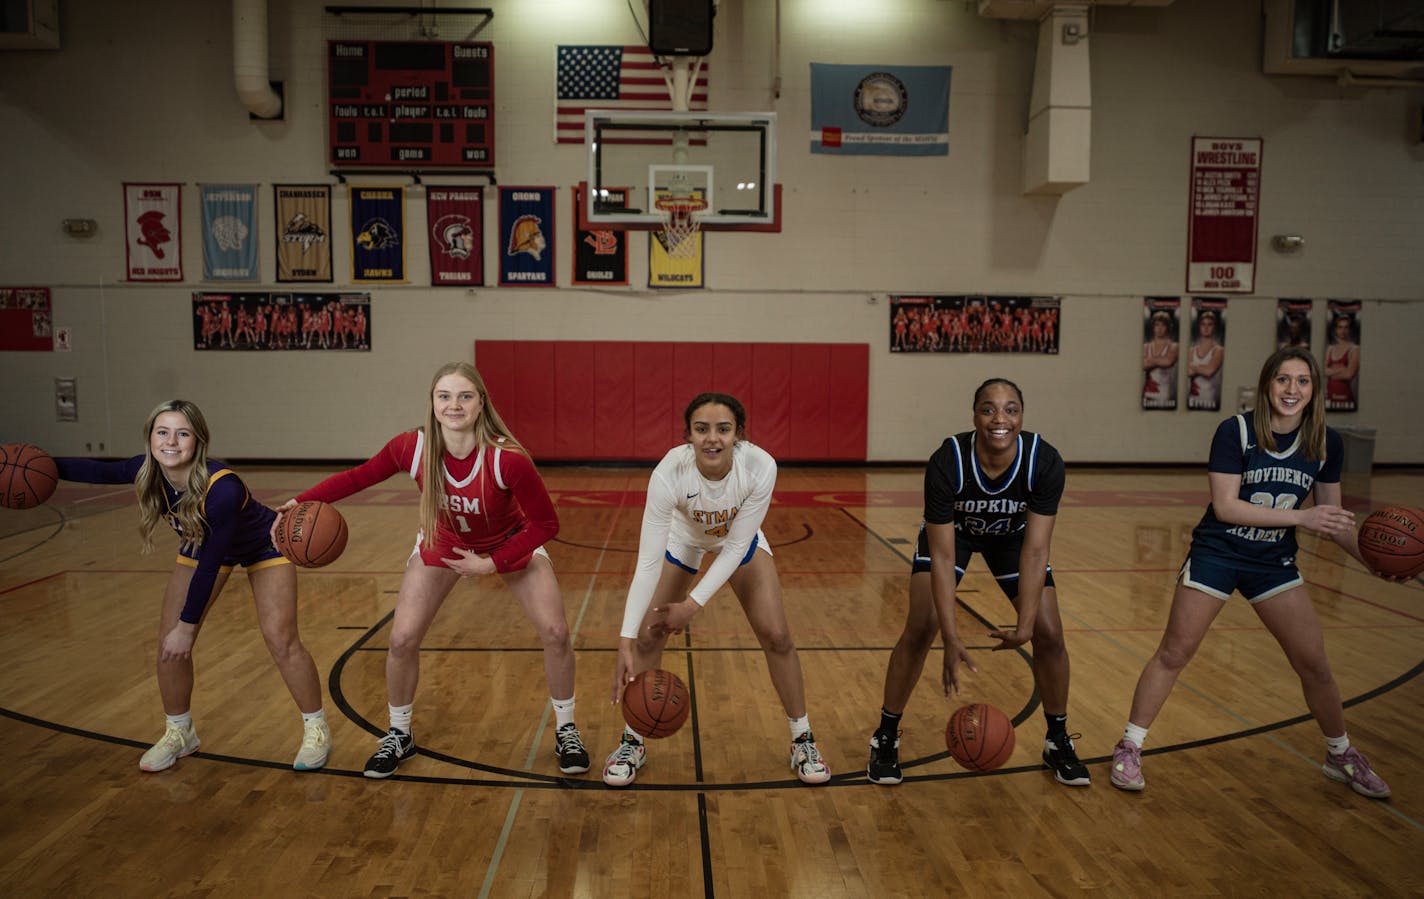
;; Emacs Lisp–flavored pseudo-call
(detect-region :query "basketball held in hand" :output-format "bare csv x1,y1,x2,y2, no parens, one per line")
621,668,691,739
0,443,58,510
274,501,348,568
946,703,1016,772
1357,505,1424,579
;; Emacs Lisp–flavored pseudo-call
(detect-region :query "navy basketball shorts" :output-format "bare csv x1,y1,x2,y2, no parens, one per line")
1177,545,1302,603
911,523,1054,601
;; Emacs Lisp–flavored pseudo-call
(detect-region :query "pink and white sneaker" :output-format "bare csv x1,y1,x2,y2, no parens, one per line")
1323,747,1391,799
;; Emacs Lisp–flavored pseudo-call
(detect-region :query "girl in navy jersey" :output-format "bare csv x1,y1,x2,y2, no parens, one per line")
51,400,329,773
277,362,586,778
601,393,832,787
1111,347,1392,798
867,378,1090,787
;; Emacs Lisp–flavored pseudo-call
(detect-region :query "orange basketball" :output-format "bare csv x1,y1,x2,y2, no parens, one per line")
621,668,691,739
945,703,1016,772
274,501,348,568
0,443,59,510
1357,505,1424,579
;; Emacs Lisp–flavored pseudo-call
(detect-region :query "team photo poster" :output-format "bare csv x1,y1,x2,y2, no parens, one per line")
889,295,1060,354
193,291,370,351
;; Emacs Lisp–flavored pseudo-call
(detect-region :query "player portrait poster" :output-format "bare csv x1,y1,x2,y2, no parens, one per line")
1325,299,1362,412
275,185,333,282
123,183,182,282
193,291,370,352
199,184,258,281
350,186,406,283
648,188,705,289
889,295,1060,354
1142,297,1181,411
427,186,483,287
0,287,52,351
499,187,555,287
571,184,628,286
810,63,951,156
1277,298,1313,350
1187,297,1227,412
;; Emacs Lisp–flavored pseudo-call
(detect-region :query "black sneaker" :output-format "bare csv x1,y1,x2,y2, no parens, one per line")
867,730,902,785
555,723,590,774
363,728,416,779
1043,733,1091,786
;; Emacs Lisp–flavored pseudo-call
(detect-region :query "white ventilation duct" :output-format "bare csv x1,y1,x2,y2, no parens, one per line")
233,0,282,119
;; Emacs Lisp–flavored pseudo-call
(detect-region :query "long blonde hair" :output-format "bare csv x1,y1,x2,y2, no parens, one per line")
1252,347,1327,460
135,399,213,553
418,362,527,547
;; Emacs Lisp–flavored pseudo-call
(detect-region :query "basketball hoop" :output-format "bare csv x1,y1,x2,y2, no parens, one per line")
654,195,707,258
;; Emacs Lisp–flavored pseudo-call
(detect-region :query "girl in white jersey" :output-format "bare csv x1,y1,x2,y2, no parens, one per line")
602,393,832,787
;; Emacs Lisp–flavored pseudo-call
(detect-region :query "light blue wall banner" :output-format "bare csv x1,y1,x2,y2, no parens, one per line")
810,63,951,156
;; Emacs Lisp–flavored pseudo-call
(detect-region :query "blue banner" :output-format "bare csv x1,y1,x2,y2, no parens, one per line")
499,187,556,287
200,185,258,281
350,186,406,283
810,63,951,156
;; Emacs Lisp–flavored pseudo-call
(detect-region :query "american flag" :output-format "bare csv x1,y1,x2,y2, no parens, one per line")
555,45,709,144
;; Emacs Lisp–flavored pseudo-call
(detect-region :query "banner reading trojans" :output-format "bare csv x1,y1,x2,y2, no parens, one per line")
200,184,258,281
275,185,333,282
810,63,951,156
499,187,555,287
1325,299,1362,412
1187,297,1227,412
124,183,183,281
572,184,628,286
1277,298,1313,350
350,185,406,283
1142,297,1181,411
427,186,483,287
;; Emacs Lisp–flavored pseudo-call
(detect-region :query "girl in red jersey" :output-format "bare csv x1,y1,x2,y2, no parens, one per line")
275,362,586,778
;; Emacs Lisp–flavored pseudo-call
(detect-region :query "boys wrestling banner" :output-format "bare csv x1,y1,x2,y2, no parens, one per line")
889,295,1059,354
427,186,483,287
572,185,628,286
124,183,183,281
1142,297,1181,411
1187,298,1227,412
200,184,258,281
275,185,333,283
193,291,370,351
0,287,52,351
350,186,406,283
1186,136,1261,294
499,187,555,287
1277,298,1313,350
1325,300,1362,412
810,63,951,156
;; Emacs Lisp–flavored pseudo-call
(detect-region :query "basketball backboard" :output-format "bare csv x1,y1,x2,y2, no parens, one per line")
581,110,780,232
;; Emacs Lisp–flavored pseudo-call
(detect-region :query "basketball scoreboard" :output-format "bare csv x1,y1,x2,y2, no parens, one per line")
327,41,495,168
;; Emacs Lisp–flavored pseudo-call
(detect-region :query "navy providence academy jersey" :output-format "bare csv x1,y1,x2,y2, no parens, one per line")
924,431,1065,546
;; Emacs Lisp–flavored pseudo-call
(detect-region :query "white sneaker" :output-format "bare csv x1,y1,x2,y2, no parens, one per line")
293,719,331,771
139,722,200,772
602,735,647,787
790,732,831,785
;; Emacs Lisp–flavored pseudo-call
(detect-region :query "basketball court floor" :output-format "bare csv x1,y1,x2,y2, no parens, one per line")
1,463,1420,896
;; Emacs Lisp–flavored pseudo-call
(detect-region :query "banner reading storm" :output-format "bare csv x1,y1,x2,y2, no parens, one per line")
350,185,406,283
427,186,483,286
275,185,333,282
193,291,370,351
889,295,1059,354
1325,299,1362,412
1142,297,1181,410
1187,297,1227,412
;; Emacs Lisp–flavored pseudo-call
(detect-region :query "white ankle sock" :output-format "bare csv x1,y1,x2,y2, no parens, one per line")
1325,733,1350,756
1124,723,1148,748
389,703,414,734
301,709,326,724
551,696,576,728
166,712,193,732
788,716,811,741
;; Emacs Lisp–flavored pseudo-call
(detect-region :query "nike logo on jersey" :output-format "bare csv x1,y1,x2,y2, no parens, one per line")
686,492,699,499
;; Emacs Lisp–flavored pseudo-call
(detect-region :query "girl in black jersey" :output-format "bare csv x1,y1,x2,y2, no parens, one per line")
867,379,1090,787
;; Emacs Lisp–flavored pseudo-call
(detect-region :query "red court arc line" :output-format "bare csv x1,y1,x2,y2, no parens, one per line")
0,571,63,597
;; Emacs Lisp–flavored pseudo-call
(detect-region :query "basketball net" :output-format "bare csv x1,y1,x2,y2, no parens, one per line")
654,195,706,258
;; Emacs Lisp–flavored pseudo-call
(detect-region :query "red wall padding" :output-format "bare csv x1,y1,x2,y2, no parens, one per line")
475,341,869,462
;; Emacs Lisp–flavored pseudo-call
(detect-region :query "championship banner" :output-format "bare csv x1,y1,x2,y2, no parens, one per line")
499,187,555,287
0,287,52,352
1277,298,1313,350
123,183,182,281
193,291,370,351
555,45,708,144
200,184,258,281
1187,298,1227,412
572,185,628,286
1142,297,1181,411
350,185,405,283
1325,300,1362,412
275,185,333,283
889,295,1060,354
427,186,483,287
1186,136,1261,294
648,189,703,289
810,63,951,156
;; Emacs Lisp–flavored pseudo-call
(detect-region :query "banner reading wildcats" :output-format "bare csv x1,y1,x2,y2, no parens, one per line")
427,186,484,286
200,184,258,281
350,185,406,283
648,188,704,289
124,183,183,282
499,186,555,287
1142,297,1182,411
193,291,370,351
1325,299,1362,412
888,295,1059,354
572,184,628,286
275,185,333,282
